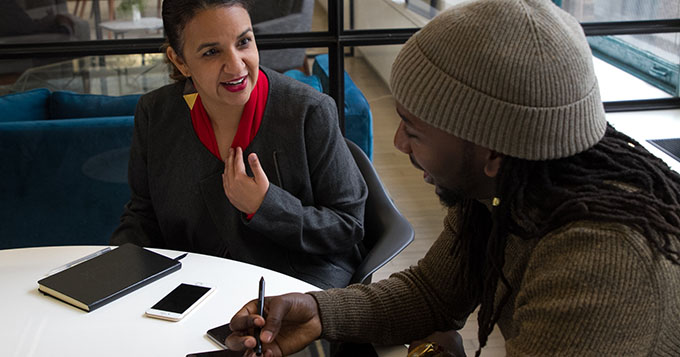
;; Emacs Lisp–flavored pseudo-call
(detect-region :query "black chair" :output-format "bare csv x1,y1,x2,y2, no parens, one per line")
250,0,315,73
345,139,415,285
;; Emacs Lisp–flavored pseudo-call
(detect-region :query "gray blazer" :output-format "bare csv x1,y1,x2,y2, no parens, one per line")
111,67,367,288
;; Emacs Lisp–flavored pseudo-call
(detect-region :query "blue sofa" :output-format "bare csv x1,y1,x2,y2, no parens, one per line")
1,67,373,249
0,89,138,249
312,54,373,159
284,55,373,159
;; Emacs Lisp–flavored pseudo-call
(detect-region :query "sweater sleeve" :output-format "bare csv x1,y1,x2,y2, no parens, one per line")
245,95,367,254
309,207,481,344
505,223,660,356
110,94,164,248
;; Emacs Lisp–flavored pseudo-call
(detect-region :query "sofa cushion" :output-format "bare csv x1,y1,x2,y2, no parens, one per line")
313,54,374,159
0,88,50,122
283,69,323,93
49,91,141,119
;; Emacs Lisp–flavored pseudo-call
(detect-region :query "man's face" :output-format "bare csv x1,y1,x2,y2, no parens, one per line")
393,102,499,206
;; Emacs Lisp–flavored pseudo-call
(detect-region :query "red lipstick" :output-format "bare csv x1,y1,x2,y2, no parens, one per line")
222,75,248,93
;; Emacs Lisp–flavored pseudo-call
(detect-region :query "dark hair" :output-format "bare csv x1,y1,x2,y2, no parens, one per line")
461,124,680,356
161,0,252,81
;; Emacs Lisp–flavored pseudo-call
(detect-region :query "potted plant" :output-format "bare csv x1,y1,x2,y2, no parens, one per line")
117,0,145,21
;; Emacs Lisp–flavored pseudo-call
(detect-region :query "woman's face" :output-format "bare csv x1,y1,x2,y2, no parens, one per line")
169,5,259,111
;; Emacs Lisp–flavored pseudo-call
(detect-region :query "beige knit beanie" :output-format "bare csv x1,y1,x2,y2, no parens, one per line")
390,0,607,160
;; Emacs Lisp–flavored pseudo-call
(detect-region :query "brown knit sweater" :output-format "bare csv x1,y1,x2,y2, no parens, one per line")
310,207,680,355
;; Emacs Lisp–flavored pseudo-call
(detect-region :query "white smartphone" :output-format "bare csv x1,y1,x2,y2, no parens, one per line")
145,282,214,321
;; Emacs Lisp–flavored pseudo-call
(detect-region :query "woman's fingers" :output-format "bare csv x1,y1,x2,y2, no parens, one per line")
248,153,267,184
232,147,247,175
221,149,268,214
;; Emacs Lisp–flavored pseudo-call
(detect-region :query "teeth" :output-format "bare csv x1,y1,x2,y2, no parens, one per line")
226,77,245,85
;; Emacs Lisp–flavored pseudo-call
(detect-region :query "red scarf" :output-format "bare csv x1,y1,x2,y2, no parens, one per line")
187,69,269,219
189,69,269,160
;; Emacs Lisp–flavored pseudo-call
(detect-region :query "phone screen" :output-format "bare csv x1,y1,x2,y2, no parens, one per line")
152,283,212,314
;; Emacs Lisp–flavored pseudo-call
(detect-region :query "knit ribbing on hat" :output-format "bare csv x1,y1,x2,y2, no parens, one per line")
390,0,607,160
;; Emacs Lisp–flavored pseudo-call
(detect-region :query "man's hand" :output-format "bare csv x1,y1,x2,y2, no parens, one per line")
226,293,322,357
222,147,269,215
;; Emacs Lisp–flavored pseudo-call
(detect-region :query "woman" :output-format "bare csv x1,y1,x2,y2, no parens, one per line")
110,0,367,289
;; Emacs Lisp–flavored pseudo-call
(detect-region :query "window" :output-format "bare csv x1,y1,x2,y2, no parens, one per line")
559,0,680,96
2,0,679,114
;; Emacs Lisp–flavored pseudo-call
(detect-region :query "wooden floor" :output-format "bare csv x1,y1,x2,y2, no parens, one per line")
343,56,507,357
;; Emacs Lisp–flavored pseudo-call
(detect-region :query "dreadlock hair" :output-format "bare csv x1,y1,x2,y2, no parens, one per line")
464,124,680,356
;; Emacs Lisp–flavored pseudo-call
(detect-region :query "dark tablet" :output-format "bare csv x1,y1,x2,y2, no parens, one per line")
203,322,378,357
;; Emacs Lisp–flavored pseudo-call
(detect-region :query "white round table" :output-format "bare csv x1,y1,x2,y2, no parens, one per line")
99,17,163,39
0,246,319,356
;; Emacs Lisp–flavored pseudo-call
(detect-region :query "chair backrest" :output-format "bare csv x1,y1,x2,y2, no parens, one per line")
346,139,414,285
250,0,315,72
250,0,308,24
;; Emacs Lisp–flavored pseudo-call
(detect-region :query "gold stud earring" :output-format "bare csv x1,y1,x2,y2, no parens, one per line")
492,197,501,206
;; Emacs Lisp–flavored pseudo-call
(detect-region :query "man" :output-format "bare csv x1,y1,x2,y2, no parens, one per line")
226,0,680,355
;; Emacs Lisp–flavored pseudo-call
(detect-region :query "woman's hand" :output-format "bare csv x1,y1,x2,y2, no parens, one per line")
226,293,323,357
223,147,269,215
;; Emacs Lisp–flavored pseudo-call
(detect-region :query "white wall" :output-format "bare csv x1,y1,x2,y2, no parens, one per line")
353,0,426,86
315,0,352,29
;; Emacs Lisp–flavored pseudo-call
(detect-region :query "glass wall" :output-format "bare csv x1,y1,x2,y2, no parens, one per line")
560,0,680,21
347,0,680,107
0,0,328,95
1,0,679,110
0,0,326,42
560,0,680,97
9,53,169,95
0,0,164,42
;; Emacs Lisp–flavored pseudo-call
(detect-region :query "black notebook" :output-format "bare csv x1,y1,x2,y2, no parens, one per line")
38,244,182,312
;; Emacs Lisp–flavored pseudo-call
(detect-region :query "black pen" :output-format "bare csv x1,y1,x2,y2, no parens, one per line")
255,276,265,356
